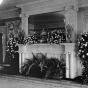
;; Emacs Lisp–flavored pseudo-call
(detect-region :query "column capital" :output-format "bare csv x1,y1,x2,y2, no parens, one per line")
65,5,78,12
19,13,29,18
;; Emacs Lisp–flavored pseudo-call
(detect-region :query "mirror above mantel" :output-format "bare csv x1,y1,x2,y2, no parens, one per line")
28,11,66,44
28,11,65,30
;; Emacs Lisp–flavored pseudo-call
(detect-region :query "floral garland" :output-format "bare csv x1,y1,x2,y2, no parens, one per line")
24,35,38,44
24,29,66,44
6,35,19,64
77,32,88,84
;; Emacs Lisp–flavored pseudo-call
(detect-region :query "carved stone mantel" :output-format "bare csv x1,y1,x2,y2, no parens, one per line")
18,43,82,79
18,44,65,73
61,43,78,78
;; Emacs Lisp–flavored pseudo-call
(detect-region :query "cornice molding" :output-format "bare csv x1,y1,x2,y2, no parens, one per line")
2,0,88,15
17,0,77,15
0,8,19,13
16,0,49,7
0,8,20,20
78,0,88,8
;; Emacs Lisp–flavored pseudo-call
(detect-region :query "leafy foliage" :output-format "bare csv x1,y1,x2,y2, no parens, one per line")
6,35,19,63
77,32,88,83
5,34,19,74
21,52,65,79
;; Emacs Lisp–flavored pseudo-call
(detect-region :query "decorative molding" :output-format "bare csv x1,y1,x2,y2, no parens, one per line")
65,5,78,43
65,4,78,12
83,11,88,33
5,20,21,37
17,0,76,15
65,8,77,26
17,0,50,7
0,8,20,20
78,0,88,7
2,0,88,15
20,13,29,18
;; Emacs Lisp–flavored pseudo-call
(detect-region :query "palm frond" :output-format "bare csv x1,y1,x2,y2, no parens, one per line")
21,53,66,79
26,63,36,75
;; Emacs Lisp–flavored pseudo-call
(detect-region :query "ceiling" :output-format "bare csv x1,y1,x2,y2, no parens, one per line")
0,0,39,11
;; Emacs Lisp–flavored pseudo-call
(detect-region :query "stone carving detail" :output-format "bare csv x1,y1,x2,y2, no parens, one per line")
65,6,77,42
78,0,88,5
83,12,88,33
65,6,77,28
6,20,22,38
20,0,74,13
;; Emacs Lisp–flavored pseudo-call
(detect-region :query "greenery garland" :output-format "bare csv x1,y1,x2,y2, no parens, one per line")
77,32,88,84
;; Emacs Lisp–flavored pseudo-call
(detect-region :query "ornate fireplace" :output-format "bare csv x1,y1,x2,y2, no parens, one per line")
17,0,82,79
18,43,82,79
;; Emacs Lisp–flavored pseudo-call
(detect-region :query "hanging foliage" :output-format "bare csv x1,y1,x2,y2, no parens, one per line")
5,34,19,74
77,32,88,84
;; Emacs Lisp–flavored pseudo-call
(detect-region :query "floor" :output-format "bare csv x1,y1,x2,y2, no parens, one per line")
0,74,87,88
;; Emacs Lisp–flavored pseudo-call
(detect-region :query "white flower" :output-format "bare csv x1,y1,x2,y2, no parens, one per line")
85,34,87,37
82,50,84,53
83,39,85,41
79,50,81,52
82,55,85,58
86,53,88,56
85,44,87,47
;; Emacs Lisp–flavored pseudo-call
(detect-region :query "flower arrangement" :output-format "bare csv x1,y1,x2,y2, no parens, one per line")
48,30,60,44
23,29,66,44
77,32,88,84
5,33,19,74
23,35,38,44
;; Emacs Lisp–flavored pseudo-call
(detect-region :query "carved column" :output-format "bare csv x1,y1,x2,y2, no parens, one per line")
65,5,78,43
21,13,29,36
62,43,78,79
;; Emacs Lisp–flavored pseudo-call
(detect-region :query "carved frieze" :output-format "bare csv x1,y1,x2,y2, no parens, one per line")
83,11,88,33
6,20,22,38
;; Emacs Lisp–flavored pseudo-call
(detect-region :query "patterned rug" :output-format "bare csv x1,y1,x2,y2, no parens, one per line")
0,74,87,88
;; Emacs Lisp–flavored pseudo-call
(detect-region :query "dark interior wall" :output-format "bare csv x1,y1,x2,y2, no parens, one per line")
28,11,65,30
